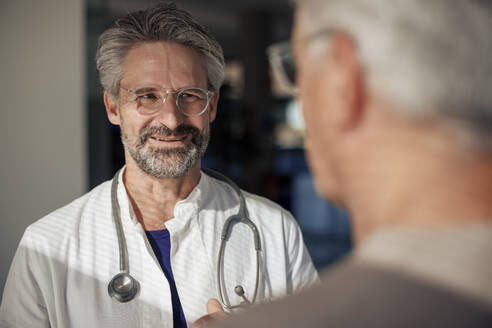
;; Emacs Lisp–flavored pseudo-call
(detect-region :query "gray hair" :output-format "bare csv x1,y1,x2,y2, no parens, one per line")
298,0,492,150
95,2,225,97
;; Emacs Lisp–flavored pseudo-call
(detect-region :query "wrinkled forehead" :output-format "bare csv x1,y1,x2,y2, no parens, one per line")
121,41,208,88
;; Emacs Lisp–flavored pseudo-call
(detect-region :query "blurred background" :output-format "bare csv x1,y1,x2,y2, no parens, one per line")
0,0,350,299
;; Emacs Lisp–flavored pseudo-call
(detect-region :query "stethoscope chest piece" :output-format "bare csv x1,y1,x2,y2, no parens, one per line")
108,272,140,303
108,169,140,303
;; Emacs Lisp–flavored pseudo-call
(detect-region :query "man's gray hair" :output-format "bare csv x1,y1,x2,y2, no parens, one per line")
298,0,492,149
96,2,225,97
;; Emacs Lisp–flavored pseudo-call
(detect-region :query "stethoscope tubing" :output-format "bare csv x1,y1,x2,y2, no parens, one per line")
108,169,140,302
111,169,129,273
108,168,261,308
203,168,261,310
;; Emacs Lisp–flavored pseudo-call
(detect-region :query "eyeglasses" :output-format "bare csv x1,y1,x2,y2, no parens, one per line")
120,86,214,117
266,41,297,96
267,29,334,96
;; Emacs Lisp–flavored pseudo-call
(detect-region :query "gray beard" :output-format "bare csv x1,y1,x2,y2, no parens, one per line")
121,123,209,179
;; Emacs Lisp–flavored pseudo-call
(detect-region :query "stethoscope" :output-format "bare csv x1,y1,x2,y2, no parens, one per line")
108,168,261,311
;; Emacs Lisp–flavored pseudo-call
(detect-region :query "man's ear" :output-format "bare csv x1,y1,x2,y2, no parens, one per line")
208,91,220,123
326,33,365,131
104,91,121,125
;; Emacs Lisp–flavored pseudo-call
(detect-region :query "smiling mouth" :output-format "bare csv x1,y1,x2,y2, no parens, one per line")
149,135,188,142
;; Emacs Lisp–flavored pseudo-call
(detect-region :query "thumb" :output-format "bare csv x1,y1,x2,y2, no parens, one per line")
206,298,225,315
191,299,226,328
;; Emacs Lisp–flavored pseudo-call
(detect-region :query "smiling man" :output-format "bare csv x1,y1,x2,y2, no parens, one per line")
0,3,318,327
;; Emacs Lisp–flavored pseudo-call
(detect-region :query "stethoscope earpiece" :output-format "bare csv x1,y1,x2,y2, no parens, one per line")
234,285,245,296
234,285,252,306
108,272,140,303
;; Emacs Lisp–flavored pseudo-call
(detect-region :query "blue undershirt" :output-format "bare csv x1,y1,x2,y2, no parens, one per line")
145,229,187,328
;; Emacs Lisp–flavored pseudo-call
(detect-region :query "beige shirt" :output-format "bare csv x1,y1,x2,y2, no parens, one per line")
213,222,492,328
356,223,492,308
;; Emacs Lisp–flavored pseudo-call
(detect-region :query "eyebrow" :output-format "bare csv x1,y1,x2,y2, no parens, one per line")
133,87,159,93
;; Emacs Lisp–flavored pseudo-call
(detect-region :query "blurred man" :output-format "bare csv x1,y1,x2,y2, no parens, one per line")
0,3,318,327
209,0,492,326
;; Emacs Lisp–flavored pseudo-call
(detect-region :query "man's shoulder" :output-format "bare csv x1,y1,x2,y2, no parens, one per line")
318,260,492,326
242,190,289,215
217,259,492,328
23,179,112,245
203,172,293,219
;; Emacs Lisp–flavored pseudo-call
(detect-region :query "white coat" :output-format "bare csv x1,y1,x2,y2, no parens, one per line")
0,169,318,327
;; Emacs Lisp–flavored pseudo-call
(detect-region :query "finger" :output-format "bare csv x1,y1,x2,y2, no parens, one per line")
206,298,225,315
191,313,222,328
191,299,227,328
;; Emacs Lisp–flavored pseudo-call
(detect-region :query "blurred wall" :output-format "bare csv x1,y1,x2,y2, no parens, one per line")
0,0,86,299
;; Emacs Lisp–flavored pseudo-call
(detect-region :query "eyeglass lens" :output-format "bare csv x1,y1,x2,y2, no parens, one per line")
280,51,296,87
268,43,297,93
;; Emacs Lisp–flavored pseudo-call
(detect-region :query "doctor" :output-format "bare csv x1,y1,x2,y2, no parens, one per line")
0,3,318,327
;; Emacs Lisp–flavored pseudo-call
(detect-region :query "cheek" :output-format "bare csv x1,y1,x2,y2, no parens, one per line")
119,110,151,137
299,72,328,145
189,115,210,131
305,138,337,201
299,71,338,200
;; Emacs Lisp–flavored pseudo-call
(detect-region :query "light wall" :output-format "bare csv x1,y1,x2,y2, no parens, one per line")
0,0,86,298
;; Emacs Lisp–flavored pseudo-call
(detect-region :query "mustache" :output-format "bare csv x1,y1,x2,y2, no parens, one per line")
139,124,200,144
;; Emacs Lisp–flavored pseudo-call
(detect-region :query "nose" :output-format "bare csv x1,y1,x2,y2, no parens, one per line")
154,94,185,130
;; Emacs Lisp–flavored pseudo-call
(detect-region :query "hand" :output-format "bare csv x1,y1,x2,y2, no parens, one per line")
192,298,226,328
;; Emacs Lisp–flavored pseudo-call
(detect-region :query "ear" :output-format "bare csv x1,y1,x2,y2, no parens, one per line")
104,91,121,126
208,91,220,123
325,33,365,131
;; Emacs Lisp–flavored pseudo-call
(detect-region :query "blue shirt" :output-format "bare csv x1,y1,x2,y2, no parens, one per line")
146,229,187,328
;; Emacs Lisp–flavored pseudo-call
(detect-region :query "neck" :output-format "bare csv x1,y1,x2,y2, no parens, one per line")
339,105,492,245
122,157,201,231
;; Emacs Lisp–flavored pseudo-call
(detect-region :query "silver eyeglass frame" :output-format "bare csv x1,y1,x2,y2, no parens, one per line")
267,41,298,96
120,86,215,117
267,29,336,97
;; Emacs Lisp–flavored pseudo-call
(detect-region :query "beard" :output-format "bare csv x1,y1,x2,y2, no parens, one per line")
121,122,210,179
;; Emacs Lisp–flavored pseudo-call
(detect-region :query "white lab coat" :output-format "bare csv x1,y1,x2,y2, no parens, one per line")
0,169,318,327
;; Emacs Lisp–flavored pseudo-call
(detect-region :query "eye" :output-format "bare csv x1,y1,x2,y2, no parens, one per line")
179,89,206,103
136,92,157,100
135,91,160,105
